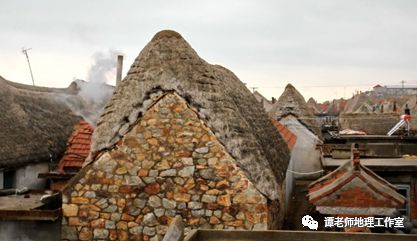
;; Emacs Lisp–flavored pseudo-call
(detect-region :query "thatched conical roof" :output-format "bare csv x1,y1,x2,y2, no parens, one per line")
269,84,314,117
343,93,370,114
307,97,317,106
269,84,321,136
306,97,321,114
89,30,290,200
0,76,82,168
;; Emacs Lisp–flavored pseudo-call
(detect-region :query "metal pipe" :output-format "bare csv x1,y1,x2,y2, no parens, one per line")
116,55,123,86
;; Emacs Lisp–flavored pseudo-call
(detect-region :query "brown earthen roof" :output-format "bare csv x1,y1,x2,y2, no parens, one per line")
87,30,290,200
0,76,82,168
57,121,94,172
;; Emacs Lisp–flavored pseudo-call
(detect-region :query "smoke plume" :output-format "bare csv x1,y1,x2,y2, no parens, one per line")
60,49,121,125
79,49,120,102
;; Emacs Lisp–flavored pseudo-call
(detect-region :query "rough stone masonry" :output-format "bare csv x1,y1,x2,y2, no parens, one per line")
62,93,272,241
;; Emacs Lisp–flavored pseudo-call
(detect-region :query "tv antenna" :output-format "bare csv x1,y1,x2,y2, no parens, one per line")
22,47,35,86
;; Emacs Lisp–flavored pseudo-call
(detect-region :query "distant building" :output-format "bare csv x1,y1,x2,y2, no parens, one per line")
253,91,274,112
319,135,417,233
309,147,406,232
373,84,417,96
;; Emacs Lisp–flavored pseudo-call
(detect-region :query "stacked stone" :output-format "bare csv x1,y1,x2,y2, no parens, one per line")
62,93,269,241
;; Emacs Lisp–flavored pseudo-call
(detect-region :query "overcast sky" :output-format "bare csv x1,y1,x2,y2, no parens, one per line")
1,0,417,102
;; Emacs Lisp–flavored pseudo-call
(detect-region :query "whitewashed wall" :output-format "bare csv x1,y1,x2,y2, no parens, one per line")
15,162,49,189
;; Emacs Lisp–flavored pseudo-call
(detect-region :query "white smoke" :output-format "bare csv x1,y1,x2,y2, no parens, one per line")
78,49,121,102
59,49,121,125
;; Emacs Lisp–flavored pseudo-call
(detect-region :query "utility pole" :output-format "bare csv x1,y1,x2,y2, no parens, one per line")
251,87,258,93
22,47,35,86
401,80,406,90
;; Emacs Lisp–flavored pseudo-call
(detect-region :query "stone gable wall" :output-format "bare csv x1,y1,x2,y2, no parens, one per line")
62,93,274,241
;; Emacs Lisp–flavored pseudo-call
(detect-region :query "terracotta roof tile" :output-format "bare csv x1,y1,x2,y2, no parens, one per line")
57,121,94,173
308,149,406,215
270,118,297,150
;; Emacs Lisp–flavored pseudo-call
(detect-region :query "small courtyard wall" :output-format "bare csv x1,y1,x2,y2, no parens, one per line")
62,93,277,241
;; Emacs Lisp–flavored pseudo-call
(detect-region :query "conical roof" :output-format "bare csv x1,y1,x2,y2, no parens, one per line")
343,93,370,113
269,84,321,136
89,30,290,199
307,97,321,114
269,84,314,117
307,97,317,105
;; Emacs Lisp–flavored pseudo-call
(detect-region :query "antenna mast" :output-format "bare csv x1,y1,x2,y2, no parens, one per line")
401,80,406,90
22,47,35,86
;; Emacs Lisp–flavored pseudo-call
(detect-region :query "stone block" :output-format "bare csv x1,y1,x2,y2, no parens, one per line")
145,183,161,195
173,193,191,202
63,204,79,217
71,197,89,204
162,198,177,209
218,194,231,207
148,195,162,208
202,194,216,203
144,212,159,226
160,169,177,177
61,226,78,240
179,166,195,178
129,226,143,235
143,227,156,236
79,227,93,241
93,229,109,239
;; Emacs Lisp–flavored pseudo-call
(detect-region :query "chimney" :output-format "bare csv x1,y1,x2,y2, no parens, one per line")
271,97,277,104
116,55,123,86
405,104,411,115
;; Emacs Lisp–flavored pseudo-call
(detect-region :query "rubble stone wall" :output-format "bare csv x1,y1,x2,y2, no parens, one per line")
62,93,275,241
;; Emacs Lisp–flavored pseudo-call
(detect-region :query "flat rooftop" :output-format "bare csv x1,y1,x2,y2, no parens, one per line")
0,191,60,221
0,193,45,211
323,157,417,171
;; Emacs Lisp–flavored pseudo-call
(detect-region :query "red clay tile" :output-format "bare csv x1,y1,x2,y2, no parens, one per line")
270,118,297,151
57,120,94,172
308,150,406,215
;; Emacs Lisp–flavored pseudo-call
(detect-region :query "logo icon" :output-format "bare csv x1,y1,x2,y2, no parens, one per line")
302,215,318,230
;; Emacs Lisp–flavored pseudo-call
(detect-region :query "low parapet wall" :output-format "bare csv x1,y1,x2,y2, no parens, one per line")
339,113,400,135
185,230,415,241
